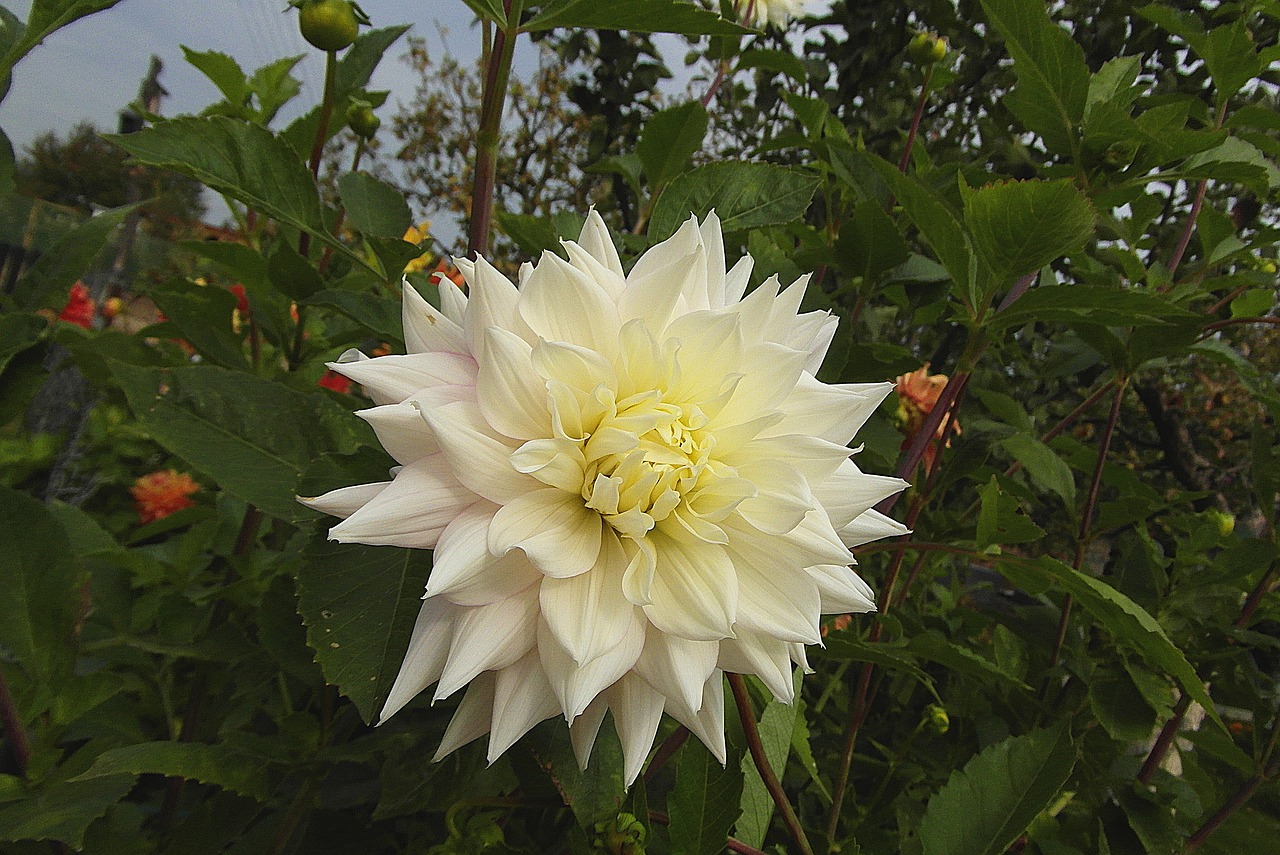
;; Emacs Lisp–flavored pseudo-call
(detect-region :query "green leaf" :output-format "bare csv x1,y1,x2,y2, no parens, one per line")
248,54,304,125
995,555,1225,734
147,279,249,370
109,362,366,520
12,202,141,311
182,46,249,109
281,26,410,157
1000,434,1077,506
1198,20,1262,103
1086,56,1142,114
1177,137,1279,196
338,171,412,239
637,101,709,193
918,724,1076,855
1088,666,1158,742
669,735,742,855
106,117,333,251
525,0,748,35
978,0,1089,157
458,0,507,26
906,633,1032,691
294,534,432,725
821,637,941,702
977,478,1045,548
962,179,1095,287
835,199,909,282
735,674,799,849
737,47,808,82
649,162,820,242
302,288,404,347
0,487,79,681
0,0,123,82
0,313,47,377
866,155,976,305
0,771,133,848
524,718,626,827
267,240,324,301
990,285,1199,331
73,742,273,801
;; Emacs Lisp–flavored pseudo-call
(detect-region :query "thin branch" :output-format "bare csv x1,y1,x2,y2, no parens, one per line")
728,674,815,855
897,65,934,173
0,668,31,776
643,726,689,783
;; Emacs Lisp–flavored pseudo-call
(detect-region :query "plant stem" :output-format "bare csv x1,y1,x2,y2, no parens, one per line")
1137,694,1192,785
876,371,970,516
299,50,339,261
468,0,520,257
897,65,933,173
0,667,31,775
1185,722,1280,851
727,673,815,855
647,811,769,855
1166,101,1228,280
643,725,689,783
1049,377,1127,670
317,139,366,276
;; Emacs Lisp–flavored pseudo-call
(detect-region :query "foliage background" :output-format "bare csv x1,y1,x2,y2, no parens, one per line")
0,0,1278,853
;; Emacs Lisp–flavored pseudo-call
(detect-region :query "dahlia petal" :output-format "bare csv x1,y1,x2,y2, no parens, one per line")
575,209,626,283
732,458,814,536
539,614,644,722
379,596,454,722
437,273,468,325
520,251,621,358
719,630,795,703
733,559,822,645
812,459,910,530
562,238,626,301
628,214,701,286
297,481,390,519
709,343,808,429
488,650,561,762
539,531,635,663
767,376,894,446
532,340,617,393
357,403,440,464
762,275,810,343
642,529,737,642
621,536,657,605
433,672,494,760
510,438,586,492
793,314,840,374
699,210,727,309
808,564,878,614
633,626,719,715
328,455,471,548
488,488,603,579
666,670,727,766
606,673,666,785
477,328,552,441
724,255,753,305
435,586,540,700
621,246,705,331
838,508,912,548
428,502,540,606
403,281,467,354
422,400,531,505
329,352,477,406
569,696,609,770
463,255,535,356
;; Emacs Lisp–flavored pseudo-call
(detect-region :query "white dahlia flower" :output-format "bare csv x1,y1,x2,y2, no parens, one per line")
301,211,907,784
741,0,812,29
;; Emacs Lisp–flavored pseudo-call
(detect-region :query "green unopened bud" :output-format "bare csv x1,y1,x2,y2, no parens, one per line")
590,812,646,855
925,703,950,734
346,101,380,138
908,31,948,65
1207,510,1235,538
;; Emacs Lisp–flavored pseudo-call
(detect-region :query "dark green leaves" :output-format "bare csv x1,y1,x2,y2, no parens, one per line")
962,179,1095,286
73,742,273,801
649,162,820,242
107,117,327,244
979,0,1089,157
109,362,367,519
669,736,742,855
835,199,909,282
524,719,626,827
525,0,748,36
294,536,432,724
338,171,412,239
918,724,1076,855
0,0,123,83
637,102,708,195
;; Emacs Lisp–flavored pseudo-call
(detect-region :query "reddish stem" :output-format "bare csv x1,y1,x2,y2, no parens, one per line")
897,66,934,173
0,667,31,775
643,725,689,783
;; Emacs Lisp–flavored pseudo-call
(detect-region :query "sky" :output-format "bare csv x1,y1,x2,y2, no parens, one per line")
0,0,485,152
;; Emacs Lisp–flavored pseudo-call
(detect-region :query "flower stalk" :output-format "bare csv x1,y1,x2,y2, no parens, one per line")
728,673,815,855
468,0,522,257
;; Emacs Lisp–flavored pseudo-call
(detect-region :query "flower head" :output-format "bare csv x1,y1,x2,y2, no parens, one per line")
132,469,200,524
59,282,94,329
301,211,907,783
740,0,813,29
894,363,959,472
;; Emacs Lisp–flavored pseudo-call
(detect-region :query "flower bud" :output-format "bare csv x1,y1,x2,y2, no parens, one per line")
346,102,380,139
591,812,646,855
908,31,948,65
924,703,950,734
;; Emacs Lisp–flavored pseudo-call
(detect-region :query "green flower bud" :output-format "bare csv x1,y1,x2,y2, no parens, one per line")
907,32,948,65
347,101,381,139
925,703,950,734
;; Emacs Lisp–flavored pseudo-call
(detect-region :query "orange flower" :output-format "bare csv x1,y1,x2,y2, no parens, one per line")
131,469,200,524
58,282,95,329
317,369,353,394
894,363,960,472
429,258,466,288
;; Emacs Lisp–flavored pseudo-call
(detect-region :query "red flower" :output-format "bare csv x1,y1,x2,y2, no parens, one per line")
131,469,200,524
317,369,353,394
59,282,95,328
894,363,960,473
229,284,250,315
